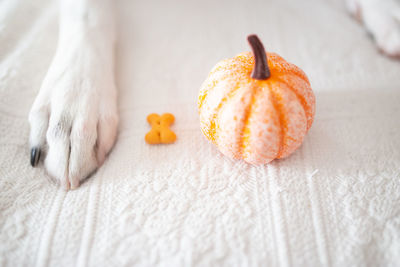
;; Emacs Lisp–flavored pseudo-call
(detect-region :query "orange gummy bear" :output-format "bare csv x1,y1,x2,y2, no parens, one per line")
145,113,176,144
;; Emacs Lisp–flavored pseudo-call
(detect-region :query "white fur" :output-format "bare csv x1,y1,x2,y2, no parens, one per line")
28,0,118,190
347,0,400,57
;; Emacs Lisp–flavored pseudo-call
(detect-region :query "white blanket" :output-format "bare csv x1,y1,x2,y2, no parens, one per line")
1,0,400,266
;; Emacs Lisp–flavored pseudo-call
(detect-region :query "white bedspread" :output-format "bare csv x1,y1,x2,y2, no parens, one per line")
1,0,400,266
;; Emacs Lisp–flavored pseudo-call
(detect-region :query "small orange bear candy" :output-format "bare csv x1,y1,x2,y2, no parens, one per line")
145,113,176,144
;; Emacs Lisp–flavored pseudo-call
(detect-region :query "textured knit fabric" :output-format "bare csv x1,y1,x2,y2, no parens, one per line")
1,0,400,266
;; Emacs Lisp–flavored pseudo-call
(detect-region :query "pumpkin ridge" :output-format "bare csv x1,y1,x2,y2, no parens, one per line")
274,67,308,84
269,55,309,83
198,77,223,111
275,74,314,130
275,76,308,121
268,83,286,158
199,58,251,111
198,72,235,111
287,71,308,85
239,82,259,159
208,79,244,143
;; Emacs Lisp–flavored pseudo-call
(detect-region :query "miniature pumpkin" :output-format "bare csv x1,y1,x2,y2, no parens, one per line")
198,34,315,164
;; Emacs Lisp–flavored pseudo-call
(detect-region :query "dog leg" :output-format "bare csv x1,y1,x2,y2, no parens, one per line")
28,0,118,189
346,0,400,57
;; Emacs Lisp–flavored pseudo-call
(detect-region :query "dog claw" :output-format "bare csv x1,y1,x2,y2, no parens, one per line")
70,179,80,190
30,147,41,167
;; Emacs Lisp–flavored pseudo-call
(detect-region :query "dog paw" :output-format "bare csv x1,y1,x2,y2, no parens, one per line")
28,40,118,189
347,0,400,57
374,22,400,57
346,0,363,22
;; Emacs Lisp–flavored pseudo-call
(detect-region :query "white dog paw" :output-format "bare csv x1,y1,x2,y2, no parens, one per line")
28,41,118,190
374,22,400,57
347,0,400,57
346,0,363,22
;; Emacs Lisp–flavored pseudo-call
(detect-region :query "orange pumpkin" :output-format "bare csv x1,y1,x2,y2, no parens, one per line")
198,35,315,164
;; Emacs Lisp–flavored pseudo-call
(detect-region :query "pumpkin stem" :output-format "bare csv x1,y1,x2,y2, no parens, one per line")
247,34,271,80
